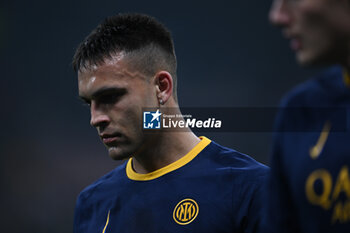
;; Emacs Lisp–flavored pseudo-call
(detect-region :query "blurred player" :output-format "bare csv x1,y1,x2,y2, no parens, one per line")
266,0,350,232
72,13,268,233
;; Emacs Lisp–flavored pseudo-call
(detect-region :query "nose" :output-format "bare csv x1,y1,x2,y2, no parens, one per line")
90,101,110,127
269,0,291,27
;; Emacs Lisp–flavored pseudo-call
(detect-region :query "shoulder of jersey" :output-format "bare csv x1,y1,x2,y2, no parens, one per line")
207,141,269,174
280,66,343,108
78,162,127,200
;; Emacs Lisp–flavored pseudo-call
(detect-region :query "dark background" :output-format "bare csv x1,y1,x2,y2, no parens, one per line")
1,0,320,232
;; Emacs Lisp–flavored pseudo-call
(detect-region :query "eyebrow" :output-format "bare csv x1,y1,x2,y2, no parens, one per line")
79,87,127,102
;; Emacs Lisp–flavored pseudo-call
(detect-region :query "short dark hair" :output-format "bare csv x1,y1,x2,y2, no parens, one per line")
72,13,178,100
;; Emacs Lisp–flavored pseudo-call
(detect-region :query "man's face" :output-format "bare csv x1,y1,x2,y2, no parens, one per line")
78,55,158,160
269,0,350,66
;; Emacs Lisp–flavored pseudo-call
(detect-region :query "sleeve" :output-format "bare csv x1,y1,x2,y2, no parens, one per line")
73,194,84,233
242,167,270,233
232,162,269,233
73,191,93,233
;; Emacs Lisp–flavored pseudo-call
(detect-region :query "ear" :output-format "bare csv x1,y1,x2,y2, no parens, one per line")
154,71,173,105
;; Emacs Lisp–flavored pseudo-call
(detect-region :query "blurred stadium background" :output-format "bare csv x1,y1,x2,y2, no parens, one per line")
1,0,320,232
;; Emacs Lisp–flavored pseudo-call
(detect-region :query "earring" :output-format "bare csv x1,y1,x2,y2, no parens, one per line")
159,99,164,105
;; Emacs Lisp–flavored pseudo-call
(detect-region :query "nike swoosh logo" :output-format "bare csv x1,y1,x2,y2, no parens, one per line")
309,121,331,159
102,210,111,233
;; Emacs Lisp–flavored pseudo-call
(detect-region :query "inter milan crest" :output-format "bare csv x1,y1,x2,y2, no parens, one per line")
173,198,199,225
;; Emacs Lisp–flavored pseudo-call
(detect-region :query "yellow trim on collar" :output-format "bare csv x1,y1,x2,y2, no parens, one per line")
343,70,350,88
126,136,211,181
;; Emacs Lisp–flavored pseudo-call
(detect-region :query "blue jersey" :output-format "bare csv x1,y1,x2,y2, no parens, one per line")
266,66,350,233
74,137,268,233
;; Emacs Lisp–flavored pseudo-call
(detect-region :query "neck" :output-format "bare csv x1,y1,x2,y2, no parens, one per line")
132,131,200,174
131,105,201,174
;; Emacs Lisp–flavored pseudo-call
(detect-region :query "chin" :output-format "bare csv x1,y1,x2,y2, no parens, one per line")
296,46,336,67
108,147,132,161
296,51,322,67
296,49,311,64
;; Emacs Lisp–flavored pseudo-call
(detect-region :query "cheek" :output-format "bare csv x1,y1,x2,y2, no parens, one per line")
111,83,158,124
299,10,322,29
298,8,334,45
135,84,158,107
298,1,332,28
112,101,141,122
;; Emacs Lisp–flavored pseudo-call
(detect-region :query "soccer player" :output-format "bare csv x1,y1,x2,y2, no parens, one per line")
266,0,350,232
72,13,268,233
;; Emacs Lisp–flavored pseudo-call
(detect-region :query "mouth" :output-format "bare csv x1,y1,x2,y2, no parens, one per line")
283,30,302,51
100,133,122,145
290,37,302,51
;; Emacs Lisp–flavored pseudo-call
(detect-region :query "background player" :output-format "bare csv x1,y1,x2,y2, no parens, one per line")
266,0,350,232
73,13,268,233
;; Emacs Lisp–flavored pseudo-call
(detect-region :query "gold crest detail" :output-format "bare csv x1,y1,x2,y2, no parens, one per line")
173,198,199,225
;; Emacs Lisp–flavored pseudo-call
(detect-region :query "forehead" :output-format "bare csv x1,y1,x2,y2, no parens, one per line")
78,53,126,83
78,55,147,97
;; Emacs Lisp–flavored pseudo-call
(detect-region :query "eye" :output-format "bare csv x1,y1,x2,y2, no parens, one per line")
82,100,91,108
98,93,122,105
79,97,91,107
83,101,91,107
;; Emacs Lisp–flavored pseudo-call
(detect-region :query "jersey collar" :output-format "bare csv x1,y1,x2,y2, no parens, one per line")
126,136,211,181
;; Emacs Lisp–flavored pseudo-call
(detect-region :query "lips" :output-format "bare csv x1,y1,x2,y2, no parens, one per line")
102,137,117,144
283,30,302,51
100,133,122,145
290,38,302,51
